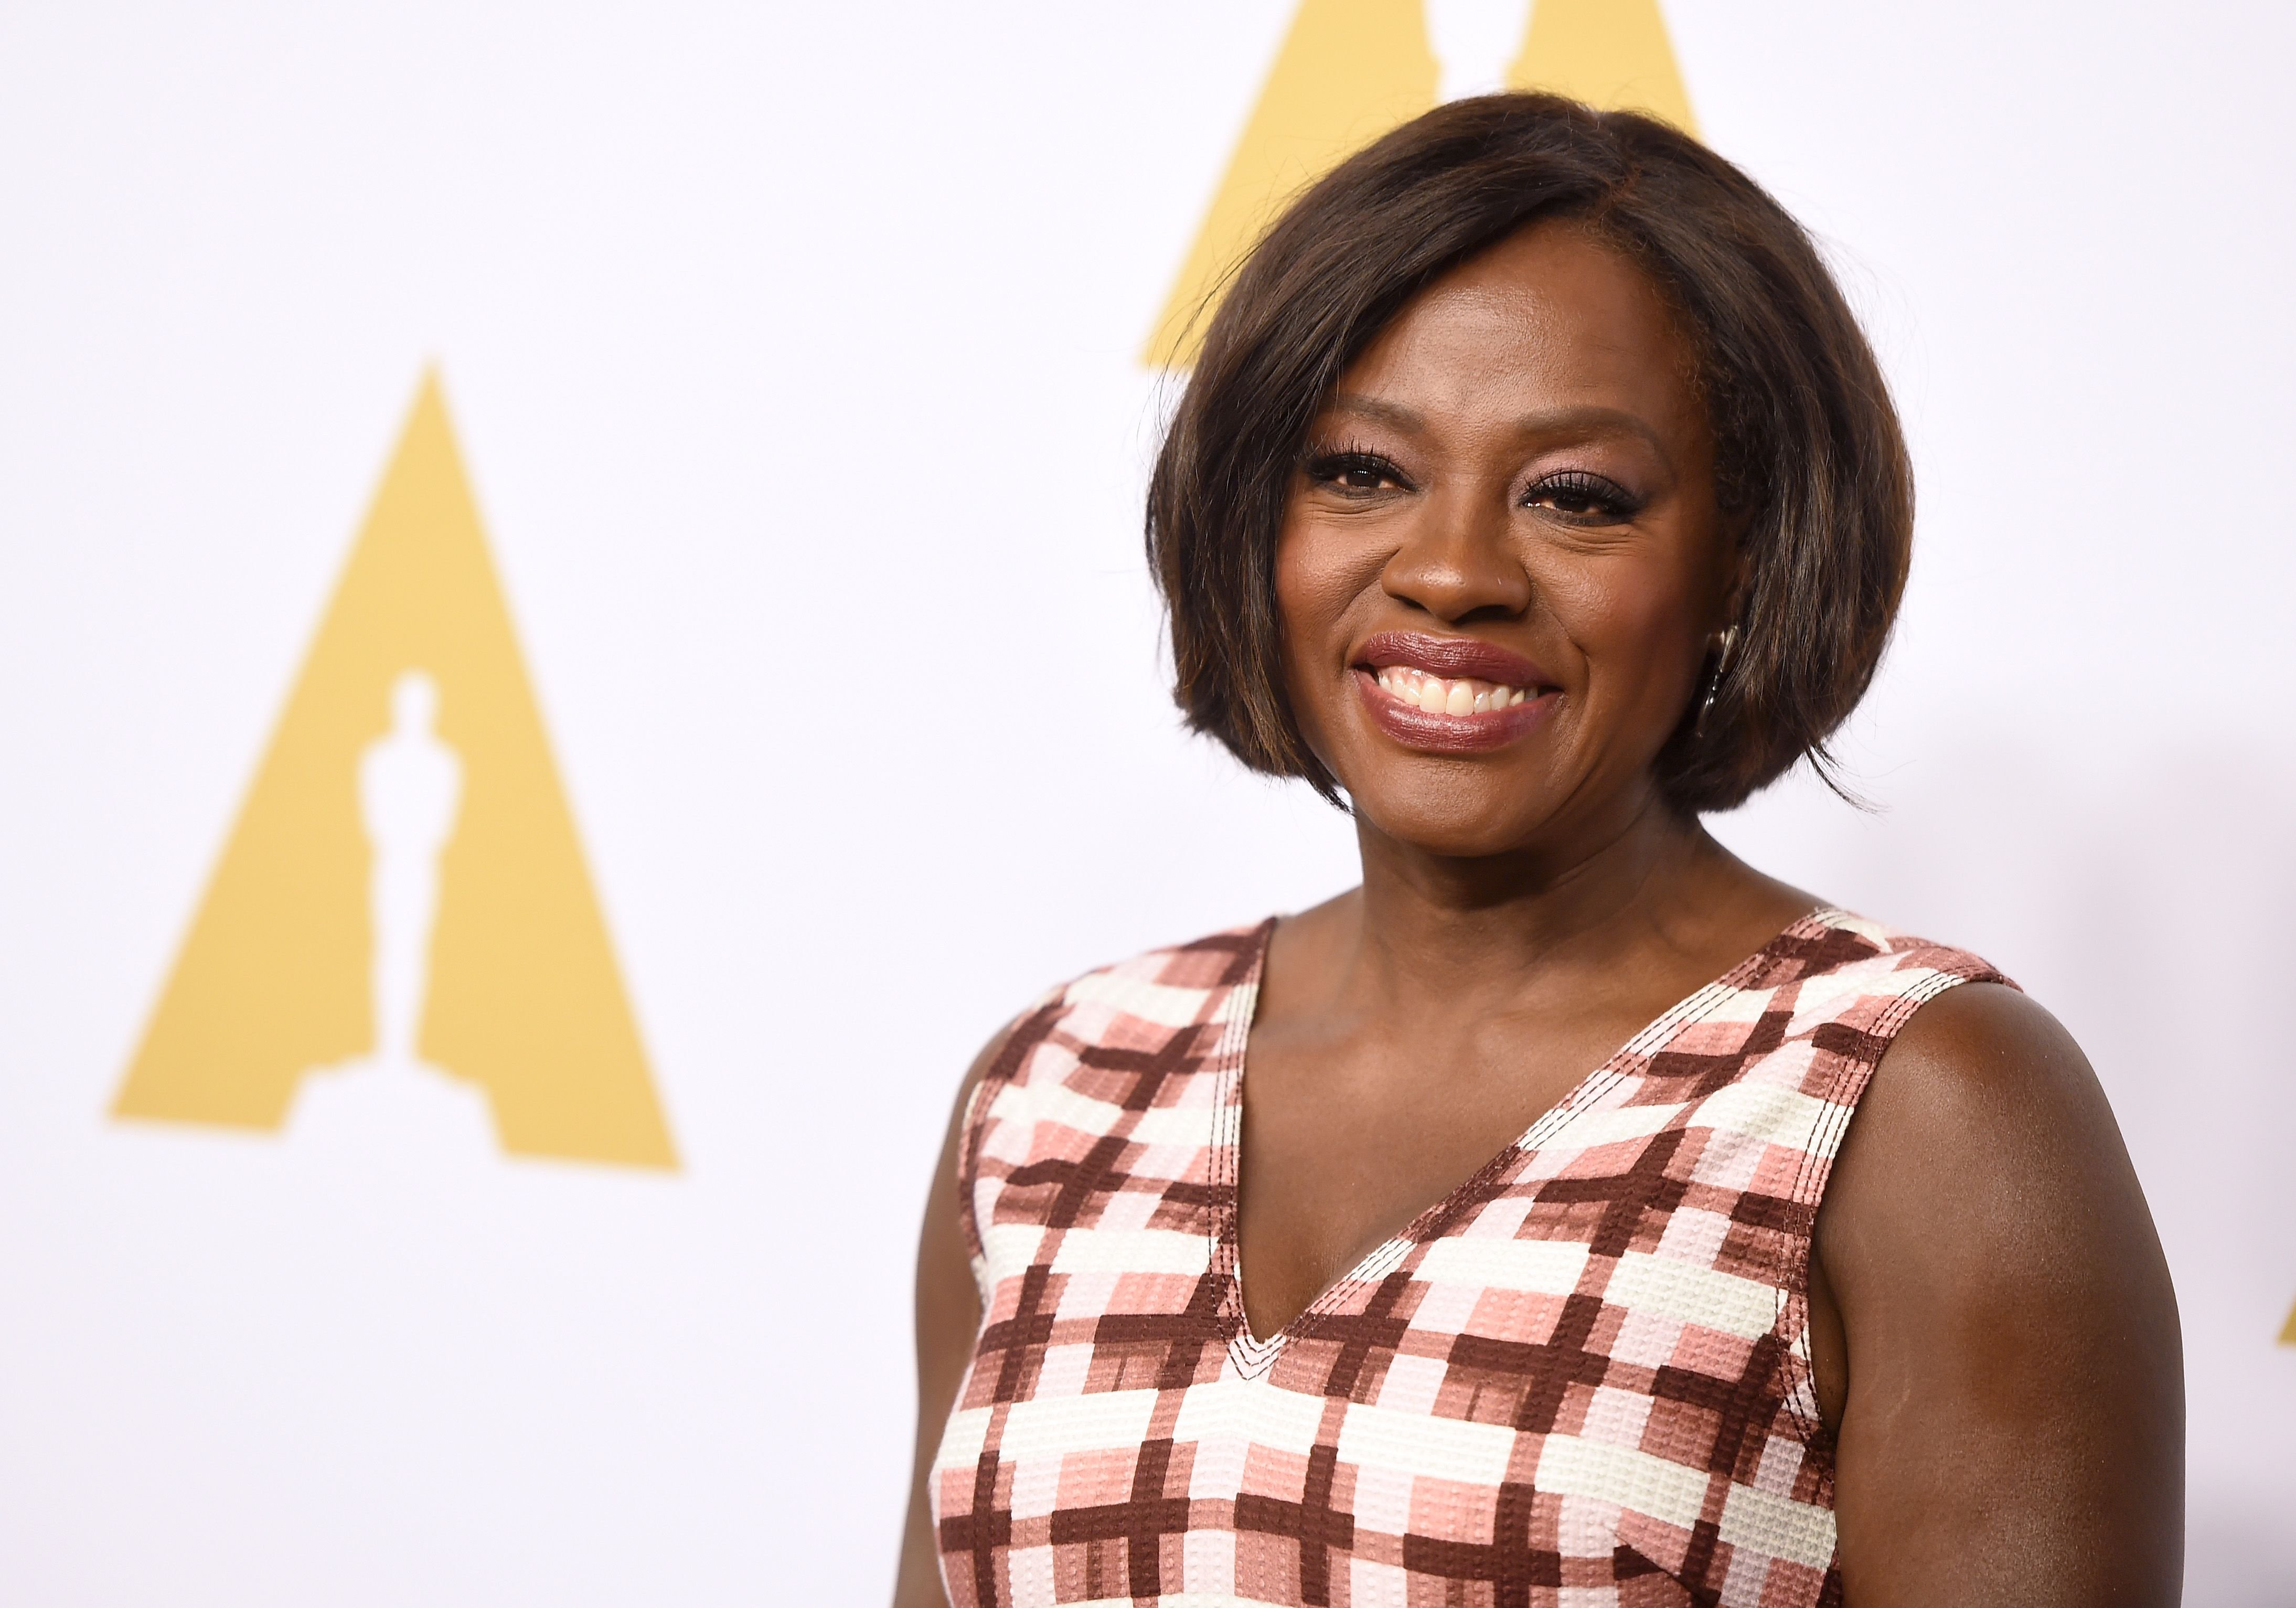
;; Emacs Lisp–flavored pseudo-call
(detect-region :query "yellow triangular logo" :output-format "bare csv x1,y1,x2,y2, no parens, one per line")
1142,0,1439,369
1505,0,1695,134
2280,1297,2296,1346
1145,0,1697,369
112,374,678,1169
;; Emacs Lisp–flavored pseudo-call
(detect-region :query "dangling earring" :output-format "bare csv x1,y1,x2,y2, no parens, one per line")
1696,625,1740,736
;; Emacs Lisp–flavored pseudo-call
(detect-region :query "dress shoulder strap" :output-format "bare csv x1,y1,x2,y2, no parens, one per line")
951,922,1268,1263
1692,906,2013,1148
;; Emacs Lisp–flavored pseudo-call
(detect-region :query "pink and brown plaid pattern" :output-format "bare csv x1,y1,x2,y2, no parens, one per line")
933,909,2006,1606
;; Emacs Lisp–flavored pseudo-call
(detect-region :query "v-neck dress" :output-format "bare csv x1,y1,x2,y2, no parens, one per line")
932,908,2006,1607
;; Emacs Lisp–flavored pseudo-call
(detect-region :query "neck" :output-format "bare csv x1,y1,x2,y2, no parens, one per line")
1337,789,1738,1008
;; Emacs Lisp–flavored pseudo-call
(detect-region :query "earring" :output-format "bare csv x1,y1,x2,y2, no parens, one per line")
1696,625,1740,736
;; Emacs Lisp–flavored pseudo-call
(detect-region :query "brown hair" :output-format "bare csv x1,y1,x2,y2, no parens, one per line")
1145,92,1912,813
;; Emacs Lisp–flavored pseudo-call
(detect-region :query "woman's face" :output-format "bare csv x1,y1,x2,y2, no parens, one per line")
1276,221,1733,859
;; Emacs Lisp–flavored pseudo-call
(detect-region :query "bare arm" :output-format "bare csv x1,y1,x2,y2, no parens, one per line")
891,1034,1002,1608
1813,982,2184,1604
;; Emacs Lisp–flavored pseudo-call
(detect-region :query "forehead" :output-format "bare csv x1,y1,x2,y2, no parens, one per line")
1330,221,1697,432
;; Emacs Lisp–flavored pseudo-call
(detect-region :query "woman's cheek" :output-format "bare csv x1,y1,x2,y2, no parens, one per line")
1277,518,1366,615
1276,529,1374,672
1553,557,1697,661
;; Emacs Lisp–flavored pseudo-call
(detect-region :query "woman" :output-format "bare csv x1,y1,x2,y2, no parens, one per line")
896,94,2182,1606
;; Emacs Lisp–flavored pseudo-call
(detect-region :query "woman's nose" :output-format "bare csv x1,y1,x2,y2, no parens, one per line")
1379,489,1532,624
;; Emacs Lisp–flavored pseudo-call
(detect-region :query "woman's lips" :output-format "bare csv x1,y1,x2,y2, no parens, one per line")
1356,668,1556,752
1357,631,1550,688
1350,631,1557,754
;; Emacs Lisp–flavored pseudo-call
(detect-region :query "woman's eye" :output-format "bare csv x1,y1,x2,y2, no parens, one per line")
1306,451,1407,494
1524,472,1637,521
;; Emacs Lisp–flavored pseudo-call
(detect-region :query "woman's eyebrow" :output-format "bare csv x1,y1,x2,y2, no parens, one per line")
1510,405,1668,455
1323,395,1667,458
1326,393,1424,430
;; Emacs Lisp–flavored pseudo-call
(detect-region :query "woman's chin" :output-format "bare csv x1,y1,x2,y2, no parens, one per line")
1347,779,1561,861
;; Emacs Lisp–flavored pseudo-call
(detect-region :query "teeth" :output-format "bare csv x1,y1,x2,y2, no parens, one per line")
1371,666,1535,716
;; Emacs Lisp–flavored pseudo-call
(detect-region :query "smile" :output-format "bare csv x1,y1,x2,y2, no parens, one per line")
1371,665,1531,715
1351,631,1557,754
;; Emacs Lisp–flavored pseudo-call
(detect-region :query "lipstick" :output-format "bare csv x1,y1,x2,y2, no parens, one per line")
1351,631,1557,755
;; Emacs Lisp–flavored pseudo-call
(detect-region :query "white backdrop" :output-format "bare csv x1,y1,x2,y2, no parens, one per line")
2,2,2292,1602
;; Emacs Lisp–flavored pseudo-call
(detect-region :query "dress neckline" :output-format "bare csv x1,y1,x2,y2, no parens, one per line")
1207,906,1841,1371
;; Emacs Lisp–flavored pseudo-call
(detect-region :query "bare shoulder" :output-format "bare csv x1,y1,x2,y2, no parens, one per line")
1815,978,2184,1606
952,1017,1019,1121
925,1016,1017,1296
1827,977,2167,1322
1839,978,2163,1254
894,1018,1019,1608
1852,979,2122,1172
1879,976,2092,1104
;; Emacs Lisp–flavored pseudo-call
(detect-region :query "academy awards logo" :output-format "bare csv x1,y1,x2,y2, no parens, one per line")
112,375,677,1169
1147,0,1695,367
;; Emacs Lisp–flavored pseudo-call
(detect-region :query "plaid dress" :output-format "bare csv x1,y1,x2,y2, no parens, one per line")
933,908,2005,1607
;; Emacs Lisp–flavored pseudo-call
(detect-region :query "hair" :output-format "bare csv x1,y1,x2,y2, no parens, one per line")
1145,92,1912,813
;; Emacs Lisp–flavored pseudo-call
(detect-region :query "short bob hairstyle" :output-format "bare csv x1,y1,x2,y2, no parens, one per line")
1146,93,1911,814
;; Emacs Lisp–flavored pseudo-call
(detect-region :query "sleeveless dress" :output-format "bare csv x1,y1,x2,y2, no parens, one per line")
932,908,2007,1607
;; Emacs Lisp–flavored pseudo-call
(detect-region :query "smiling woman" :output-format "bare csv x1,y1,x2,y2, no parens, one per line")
895,94,2182,1608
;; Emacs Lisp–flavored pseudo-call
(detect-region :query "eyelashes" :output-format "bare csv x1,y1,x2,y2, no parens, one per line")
1522,469,1642,522
1301,445,1412,494
1301,445,1642,523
